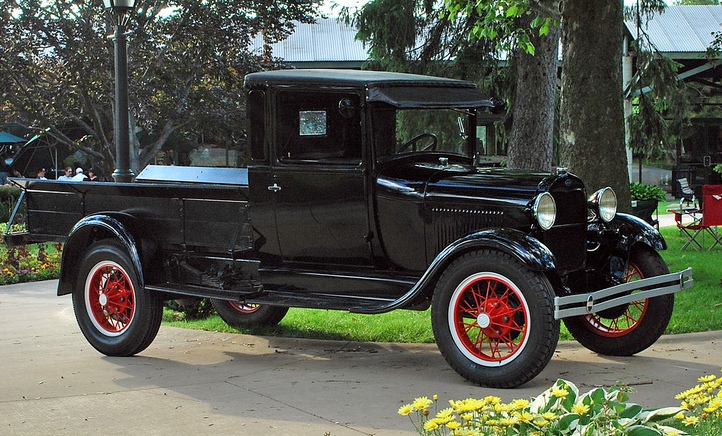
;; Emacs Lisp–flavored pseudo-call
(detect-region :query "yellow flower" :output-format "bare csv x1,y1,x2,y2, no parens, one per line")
541,412,558,421
511,399,530,410
682,416,700,427
533,417,549,427
498,417,517,426
423,420,439,431
516,411,534,423
571,402,590,415
446,421,461,430
698,375,716,383
703,398,722,414
397,404,413,416
551,387,569,398
412,396,433,410
484,395,502,405
436,407,454,418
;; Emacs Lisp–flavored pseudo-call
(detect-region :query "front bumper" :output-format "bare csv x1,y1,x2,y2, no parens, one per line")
554,268,693,319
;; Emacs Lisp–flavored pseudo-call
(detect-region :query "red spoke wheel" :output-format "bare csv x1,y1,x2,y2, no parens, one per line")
72,240,162,356
449,273,530,365
85,261,136,336
564,248,674,356
210,299,288,327
432,250,558,388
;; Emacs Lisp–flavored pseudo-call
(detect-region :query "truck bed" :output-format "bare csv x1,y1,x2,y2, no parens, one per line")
6,166,251,254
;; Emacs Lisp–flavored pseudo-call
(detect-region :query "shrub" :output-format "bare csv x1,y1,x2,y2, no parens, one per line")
0,185,22,222
630,182,667,201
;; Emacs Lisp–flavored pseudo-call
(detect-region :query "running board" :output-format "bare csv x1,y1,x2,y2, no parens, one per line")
554,268,693,319
244,290,397,312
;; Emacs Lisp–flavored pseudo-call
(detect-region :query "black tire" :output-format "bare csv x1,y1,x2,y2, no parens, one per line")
72,240,162,356
210,299,288,327
563,248,674,356
431,250,559,388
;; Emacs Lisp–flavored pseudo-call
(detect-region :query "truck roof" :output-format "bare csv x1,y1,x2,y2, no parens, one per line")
244,69,494,109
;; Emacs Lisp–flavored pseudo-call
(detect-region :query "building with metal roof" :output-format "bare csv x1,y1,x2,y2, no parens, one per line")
627,5,722,58
254,7,722,71
250,18,368,69
625,5,722,84
624,5,722,191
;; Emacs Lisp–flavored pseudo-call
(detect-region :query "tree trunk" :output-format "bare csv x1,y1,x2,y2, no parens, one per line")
559,0,631,212
507,12,560,172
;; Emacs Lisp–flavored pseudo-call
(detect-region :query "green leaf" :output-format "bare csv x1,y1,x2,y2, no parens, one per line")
626,425,663,436
506,5,520,17
620,403,643,419
540,19,551,36
640,407,686,423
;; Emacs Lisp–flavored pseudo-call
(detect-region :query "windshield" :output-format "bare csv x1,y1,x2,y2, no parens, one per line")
372,107,477,162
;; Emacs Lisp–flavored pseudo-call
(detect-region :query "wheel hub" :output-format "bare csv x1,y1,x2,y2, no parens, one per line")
476,313,491,328
478,298,516,339
99,292,108,306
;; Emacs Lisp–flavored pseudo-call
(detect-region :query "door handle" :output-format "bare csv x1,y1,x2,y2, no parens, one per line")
268,183,281,192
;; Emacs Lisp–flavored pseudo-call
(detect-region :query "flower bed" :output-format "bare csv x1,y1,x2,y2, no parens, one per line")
0,237,61,286
400,371,722,435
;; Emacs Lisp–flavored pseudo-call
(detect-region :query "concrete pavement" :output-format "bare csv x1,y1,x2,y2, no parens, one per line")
2,280,721,435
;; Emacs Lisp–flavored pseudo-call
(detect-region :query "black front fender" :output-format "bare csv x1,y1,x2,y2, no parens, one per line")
589,213,666,253
352,228,556,314
57,214,144,296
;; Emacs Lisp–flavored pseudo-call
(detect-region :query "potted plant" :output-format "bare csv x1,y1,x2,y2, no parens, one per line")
630,182,667,227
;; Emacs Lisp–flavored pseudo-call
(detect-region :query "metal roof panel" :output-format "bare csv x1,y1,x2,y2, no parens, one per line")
626,5,722,54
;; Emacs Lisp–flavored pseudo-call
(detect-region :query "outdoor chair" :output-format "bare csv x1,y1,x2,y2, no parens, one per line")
677,178,697,208
677,184,722,251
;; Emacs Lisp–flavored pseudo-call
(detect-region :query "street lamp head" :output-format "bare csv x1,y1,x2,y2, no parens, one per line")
102,0,137,12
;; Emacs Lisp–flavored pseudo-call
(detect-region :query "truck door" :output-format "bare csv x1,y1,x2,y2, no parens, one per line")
253,90,372,266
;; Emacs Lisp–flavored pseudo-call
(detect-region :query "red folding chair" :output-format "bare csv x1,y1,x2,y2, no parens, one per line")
678,184,722,251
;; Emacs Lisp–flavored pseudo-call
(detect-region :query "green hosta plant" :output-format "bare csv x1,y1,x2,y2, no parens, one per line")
400,378,686,435
630,182,667,201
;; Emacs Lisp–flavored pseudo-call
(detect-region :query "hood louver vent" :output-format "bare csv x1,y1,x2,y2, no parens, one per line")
432,208,504,253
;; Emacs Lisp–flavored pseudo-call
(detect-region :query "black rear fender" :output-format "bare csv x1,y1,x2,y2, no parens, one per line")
57,213,157,296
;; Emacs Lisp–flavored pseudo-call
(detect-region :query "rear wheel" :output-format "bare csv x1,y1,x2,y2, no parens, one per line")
564,248,674,356
210,299,288,327
431,250,559,388
72,240,162,356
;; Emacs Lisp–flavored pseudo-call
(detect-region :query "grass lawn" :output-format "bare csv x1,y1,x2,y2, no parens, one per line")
164,225,722,343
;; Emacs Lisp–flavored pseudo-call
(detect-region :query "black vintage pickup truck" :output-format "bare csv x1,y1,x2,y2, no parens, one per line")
5,69,692,388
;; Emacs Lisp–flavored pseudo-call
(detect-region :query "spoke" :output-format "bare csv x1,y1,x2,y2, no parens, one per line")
470,282,485,311
457,300,477,319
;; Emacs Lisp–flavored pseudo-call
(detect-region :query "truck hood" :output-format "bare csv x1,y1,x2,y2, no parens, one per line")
376,158,557,203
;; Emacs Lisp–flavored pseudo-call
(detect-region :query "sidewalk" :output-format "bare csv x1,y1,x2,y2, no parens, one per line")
2,280,720,435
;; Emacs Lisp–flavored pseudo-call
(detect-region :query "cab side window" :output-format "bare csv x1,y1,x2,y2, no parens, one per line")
277,91,361,165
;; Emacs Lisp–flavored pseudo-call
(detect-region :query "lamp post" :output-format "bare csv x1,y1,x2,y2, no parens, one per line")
103,0,136,182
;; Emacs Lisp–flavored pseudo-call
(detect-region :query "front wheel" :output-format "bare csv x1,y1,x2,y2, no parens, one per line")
72,240,162,356
564,248,674,356
210,299,288,327
431,250,559,388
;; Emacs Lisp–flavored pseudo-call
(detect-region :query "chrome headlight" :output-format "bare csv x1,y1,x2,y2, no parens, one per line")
533,192,556,230
588,187,617,223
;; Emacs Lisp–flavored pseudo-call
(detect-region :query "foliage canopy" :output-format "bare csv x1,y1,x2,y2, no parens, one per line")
1,0,319,176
